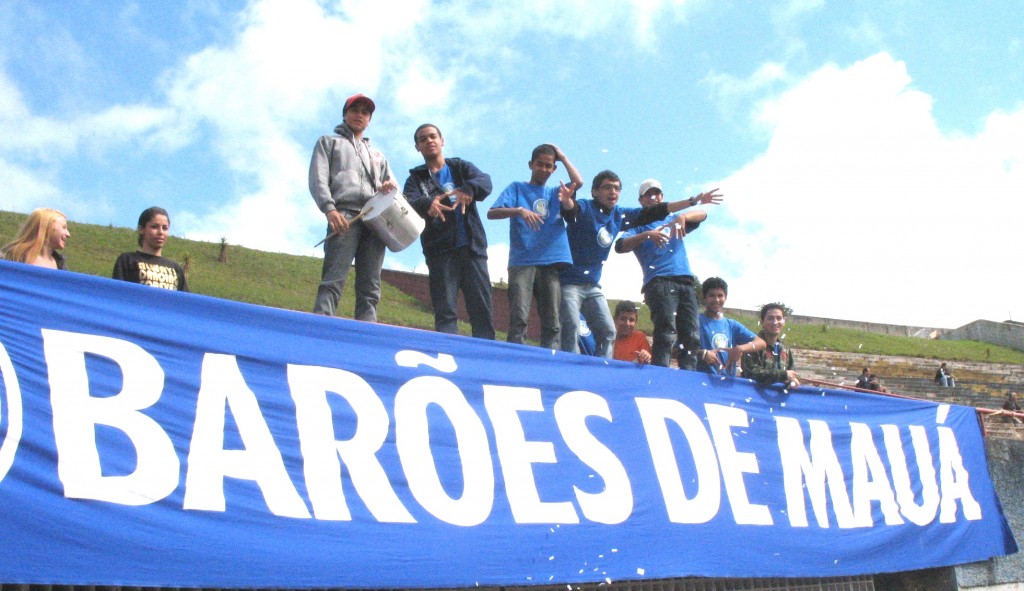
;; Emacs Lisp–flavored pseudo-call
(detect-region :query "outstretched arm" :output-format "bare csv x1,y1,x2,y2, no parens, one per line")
666,188,724,214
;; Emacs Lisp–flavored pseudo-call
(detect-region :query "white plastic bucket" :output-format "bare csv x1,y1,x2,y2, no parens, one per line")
362,189,424,252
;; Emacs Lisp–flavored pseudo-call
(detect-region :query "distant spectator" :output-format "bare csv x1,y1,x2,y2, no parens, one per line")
866,373,888,393
1,208,70,270
742,303,800,388
1003,392,1022,424
112,206,189,292
934,362,956,388
697,277,765,375
612,300,652,364
855,367,870,389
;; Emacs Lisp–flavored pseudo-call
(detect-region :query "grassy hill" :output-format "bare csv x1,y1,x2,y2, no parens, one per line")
3,209,1022,364
0,210,437,331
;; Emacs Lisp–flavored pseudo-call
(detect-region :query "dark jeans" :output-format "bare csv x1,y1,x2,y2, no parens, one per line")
426,248,495,339
644,276,699,370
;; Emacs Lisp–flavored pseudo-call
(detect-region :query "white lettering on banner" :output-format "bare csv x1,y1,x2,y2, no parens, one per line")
938,426,982,522
288,364,414,522
184,354,309,518
553,391,633,525
395,376,494,526
850,423,903,525
395,350,457,372
36,329,983,532
777,417,982,528
882,424,939,525
705,404,772,525
635,397,721,524
0,340,24,485
484,386,580,524
776,417,857,528
42,330,179,505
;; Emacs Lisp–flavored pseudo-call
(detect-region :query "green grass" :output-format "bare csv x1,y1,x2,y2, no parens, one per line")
4,209,1021,363
723,310,1024,365
1,210,438,331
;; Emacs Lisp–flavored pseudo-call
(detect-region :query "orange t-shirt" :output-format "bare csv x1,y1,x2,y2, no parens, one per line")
613,331,651,362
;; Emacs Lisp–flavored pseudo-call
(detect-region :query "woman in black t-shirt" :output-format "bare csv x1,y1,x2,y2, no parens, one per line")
112,206,189,292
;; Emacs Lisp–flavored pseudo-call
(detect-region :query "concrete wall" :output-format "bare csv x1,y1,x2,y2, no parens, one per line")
725,307,939,338
872,437,1024,591
382,268,544,339
954,438,1024,589
944,320,1024,353
383,269,1024,352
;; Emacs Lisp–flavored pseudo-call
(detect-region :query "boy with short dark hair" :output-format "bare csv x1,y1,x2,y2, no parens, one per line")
404,123,495,339
488,144,582,348
742,302,800,388
697,277,765,374
309,93,397,320
612,300,652,364
561,170,714,358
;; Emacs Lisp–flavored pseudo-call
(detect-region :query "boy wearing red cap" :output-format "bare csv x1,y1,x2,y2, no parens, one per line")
309,93,397,321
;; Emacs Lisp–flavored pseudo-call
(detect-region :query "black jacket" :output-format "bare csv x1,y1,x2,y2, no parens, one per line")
403,158,492,258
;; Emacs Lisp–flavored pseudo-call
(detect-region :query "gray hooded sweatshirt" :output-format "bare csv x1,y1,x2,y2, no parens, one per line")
308,123,393,216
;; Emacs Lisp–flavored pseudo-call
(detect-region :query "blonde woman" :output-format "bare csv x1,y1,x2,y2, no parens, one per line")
1,208,70,269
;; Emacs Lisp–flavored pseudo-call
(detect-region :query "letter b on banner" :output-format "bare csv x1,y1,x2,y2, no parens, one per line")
43,330,180,505
0,340,24,485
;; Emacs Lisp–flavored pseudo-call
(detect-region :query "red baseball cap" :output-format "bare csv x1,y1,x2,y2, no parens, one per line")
344,93,376,113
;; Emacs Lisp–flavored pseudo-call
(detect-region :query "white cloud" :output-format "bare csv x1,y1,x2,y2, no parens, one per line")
486,243,510,286
674,52,1024,327
0,158,61,212
772,0,825,27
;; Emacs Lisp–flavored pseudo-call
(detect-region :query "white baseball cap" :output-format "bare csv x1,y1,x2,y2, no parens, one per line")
638,178,663,198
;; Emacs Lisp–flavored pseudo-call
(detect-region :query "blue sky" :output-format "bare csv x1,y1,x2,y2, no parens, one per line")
2,0,1021,329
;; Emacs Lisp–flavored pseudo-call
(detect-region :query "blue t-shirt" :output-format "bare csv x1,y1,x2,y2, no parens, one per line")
433,165,467,248
698,314,757,375
620,217,701,289
562,199,645,285
491,182,571,267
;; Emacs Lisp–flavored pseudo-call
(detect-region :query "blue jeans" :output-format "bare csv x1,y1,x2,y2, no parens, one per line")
644,276,700,370
559,282,615,358
507,265,561,348
313,221,385,321
426,248,495,339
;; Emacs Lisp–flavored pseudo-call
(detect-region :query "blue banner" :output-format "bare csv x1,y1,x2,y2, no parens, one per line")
0,260,1016,588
